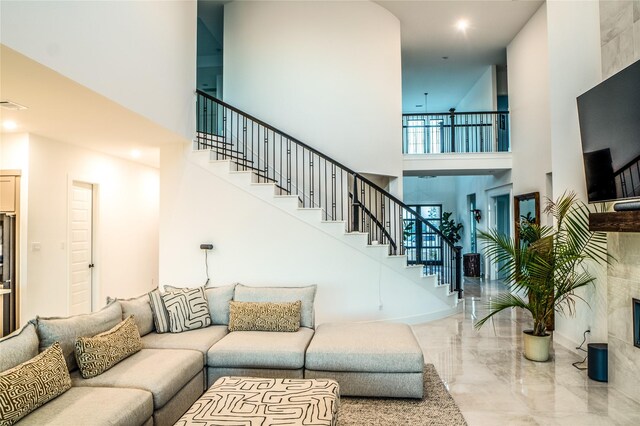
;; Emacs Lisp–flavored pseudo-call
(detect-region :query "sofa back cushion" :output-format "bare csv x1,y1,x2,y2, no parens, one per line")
204,284,236,325
107,293,155,336
233,284,317,329
0,322,39,373
0,342,71,425
35,301,122,372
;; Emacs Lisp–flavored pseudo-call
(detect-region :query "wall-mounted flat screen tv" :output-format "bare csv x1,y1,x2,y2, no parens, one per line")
577,59,640,203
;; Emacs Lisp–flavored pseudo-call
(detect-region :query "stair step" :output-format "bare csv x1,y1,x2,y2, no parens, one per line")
272,195,303,209
295,208,323,222
318,220,347,236
248,183,277,198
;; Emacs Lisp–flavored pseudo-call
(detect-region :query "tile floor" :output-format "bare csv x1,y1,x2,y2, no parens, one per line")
412,279,640,425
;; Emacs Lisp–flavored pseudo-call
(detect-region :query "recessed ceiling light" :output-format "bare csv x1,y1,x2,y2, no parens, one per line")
2,120,17,130
456,19,469,32
130,149,141,159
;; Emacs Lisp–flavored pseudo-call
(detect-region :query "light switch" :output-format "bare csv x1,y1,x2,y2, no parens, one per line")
32,242,41,251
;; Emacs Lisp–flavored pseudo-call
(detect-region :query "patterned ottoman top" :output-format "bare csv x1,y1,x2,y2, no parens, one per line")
175,376,340,426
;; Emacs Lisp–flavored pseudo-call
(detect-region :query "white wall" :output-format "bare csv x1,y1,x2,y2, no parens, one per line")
223,0,403,181
0,0,197,141
22,135,159,320
455,65,497,112
159,145,454,324
403,176,458,213
507,3,552,202
453,174,512,257
0,133,30,323
546,0,607,346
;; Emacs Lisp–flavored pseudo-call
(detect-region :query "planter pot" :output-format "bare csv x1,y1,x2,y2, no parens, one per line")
523,330,551,362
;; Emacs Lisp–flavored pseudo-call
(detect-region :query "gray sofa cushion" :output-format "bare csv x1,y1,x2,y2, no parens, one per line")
207,327,314,370
107,293,155,336
141,325,228,361
15,386,153,426
70,348,202,409
0,322,39,372
233,284,317,328
204,284,236,325
305,322,424,373
35,301,123,371
304,370,424,399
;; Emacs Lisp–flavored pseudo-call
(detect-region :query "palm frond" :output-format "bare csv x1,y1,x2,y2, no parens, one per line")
476,191,613,336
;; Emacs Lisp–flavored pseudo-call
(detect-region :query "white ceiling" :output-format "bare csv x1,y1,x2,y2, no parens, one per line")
375,0,544,112
0,45,183,167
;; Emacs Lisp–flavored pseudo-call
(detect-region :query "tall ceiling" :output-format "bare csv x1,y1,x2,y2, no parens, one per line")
197,0,544,112
375,0,544,112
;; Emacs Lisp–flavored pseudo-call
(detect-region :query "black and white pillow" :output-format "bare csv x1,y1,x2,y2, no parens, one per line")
148,289,171,334
161,287,212,333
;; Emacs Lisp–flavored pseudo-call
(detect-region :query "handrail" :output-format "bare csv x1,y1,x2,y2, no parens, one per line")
195,90,462,296
349,193,397,251
403,111,507,117
403,109,510,154
196,90,357,175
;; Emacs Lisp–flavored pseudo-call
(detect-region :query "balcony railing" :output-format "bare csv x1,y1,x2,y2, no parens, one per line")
403,109,510,154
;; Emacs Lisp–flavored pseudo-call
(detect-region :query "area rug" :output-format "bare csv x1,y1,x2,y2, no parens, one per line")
337,364,467,425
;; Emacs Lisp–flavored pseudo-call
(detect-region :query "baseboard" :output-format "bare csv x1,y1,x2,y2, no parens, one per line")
359,303,463,325
552,331,590,357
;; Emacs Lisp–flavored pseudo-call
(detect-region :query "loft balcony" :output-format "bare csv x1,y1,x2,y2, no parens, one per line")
402,110,512,176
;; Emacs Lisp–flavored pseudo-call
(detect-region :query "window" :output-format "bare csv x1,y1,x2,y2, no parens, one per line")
406,119,425,154
403,204,442,265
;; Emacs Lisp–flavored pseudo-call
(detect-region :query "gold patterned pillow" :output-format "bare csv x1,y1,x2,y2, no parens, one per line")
74,316,142,379
0,342,71,426
228,301,301,332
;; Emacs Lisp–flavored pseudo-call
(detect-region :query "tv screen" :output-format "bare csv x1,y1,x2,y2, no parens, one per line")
577,59,640,203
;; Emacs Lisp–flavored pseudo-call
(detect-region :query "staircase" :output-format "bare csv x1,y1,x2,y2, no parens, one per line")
188,90,463,320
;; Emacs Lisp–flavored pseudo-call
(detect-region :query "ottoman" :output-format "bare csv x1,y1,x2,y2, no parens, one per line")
304,322,424,398
174,376,340,426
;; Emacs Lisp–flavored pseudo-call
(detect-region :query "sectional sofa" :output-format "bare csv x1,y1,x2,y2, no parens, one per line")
0,284,425,426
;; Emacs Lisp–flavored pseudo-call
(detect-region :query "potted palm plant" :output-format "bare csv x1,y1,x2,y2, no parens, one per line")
474,192,610,361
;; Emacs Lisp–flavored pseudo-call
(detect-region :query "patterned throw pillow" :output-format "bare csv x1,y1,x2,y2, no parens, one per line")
228,301,301,332
0,342,71,426
74,316,142,379
148,288,173,333
161,287,212,333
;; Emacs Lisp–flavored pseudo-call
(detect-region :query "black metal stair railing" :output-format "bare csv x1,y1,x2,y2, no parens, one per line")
196,90,462,296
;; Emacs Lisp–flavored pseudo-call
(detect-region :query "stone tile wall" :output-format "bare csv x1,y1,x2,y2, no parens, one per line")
600,0,640,78
599,0,640,404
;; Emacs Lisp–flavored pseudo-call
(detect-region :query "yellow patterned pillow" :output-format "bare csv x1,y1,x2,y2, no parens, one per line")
228,301,301,332
74,316,142,379
0,342,71,426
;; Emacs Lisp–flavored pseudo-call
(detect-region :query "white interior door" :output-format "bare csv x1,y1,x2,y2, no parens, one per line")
69,182,94,314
